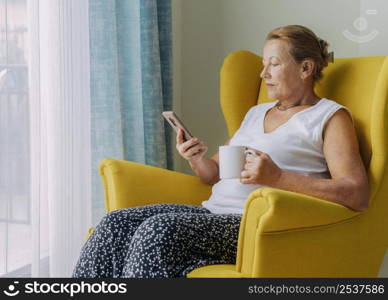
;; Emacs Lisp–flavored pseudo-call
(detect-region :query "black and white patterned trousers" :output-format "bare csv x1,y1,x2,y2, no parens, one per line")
72,203,242,278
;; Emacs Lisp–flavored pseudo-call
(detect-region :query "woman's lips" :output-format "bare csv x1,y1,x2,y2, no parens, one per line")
266,83,275,87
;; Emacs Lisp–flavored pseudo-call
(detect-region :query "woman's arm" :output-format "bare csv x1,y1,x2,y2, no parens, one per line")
176,127,231,185
241,109,369,212
189,138,231,185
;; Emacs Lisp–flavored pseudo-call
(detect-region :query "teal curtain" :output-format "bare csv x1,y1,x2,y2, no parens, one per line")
89,0,173,225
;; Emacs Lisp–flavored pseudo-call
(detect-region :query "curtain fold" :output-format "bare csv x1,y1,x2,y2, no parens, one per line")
28,0,92,277
89,0,173,225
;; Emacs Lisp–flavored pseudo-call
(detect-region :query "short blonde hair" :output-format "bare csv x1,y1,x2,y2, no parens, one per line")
266,25,333,82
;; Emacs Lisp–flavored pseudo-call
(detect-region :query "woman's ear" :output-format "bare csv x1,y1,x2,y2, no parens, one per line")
300,59,315,80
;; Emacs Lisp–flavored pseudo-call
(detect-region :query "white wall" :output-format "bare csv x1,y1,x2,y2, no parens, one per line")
172,0,382,175
172,0,388,174
359,0,388,56
171,0,388,277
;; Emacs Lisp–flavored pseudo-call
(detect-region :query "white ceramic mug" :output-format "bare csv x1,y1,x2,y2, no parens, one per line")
219,145,247,179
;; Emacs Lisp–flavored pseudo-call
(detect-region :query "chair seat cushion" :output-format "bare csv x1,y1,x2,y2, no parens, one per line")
186,264,243,278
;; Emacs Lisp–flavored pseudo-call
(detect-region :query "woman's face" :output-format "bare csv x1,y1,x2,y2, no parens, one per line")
260,39,306,101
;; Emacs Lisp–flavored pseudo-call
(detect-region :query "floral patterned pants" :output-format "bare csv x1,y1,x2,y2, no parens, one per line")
72,203,242,278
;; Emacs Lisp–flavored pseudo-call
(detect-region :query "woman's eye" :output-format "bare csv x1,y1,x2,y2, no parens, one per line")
262,62,279,68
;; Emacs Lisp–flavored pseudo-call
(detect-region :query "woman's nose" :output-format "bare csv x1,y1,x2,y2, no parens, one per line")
260,65,270,79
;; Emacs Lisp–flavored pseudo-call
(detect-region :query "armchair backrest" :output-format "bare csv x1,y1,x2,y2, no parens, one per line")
220,51,388,208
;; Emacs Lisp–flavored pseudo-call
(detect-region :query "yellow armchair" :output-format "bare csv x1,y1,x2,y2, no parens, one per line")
97,51,388,277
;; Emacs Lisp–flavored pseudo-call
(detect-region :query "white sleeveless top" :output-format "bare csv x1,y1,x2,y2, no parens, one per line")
201,98,353,214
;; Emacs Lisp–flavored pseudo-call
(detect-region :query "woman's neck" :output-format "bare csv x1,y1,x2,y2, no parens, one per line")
277,92,321,110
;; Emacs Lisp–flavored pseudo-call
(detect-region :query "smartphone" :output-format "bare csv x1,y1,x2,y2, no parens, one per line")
162,111,193,142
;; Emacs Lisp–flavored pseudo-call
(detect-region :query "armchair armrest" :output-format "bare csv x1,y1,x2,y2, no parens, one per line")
237,187,364,277
236,187,362,275
250,187,362,233
99,158,212,212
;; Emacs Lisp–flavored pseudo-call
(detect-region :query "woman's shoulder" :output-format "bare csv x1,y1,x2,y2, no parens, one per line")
313,98,352,117
319,98,349,110
314,98,354,127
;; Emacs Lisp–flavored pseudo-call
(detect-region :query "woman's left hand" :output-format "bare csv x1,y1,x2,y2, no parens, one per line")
240,147,283,186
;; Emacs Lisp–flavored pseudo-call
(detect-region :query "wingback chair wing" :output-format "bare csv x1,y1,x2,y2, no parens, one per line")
97,51,388,277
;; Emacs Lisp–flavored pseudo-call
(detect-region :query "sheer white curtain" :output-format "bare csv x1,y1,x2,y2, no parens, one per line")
27,0,91,277
1,0,92,278
0,0,31,277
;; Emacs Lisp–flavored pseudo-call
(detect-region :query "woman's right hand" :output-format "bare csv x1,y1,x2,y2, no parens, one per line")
176,129,208,162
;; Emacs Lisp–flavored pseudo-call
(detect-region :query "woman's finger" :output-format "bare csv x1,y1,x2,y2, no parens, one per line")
245,155,257,163
240,170,250,178
240,173,252,184
190,148,204,157
243,163,251,170
186,144,203,157
182,139,200,153
177,128,184,145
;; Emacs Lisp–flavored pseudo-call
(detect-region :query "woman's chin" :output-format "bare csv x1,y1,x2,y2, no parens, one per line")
267,91,278,100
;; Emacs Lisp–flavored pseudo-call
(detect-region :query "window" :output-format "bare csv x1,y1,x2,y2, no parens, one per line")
0,0,48,277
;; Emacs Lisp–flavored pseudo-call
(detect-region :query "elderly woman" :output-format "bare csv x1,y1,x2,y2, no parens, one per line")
72,25,369,278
